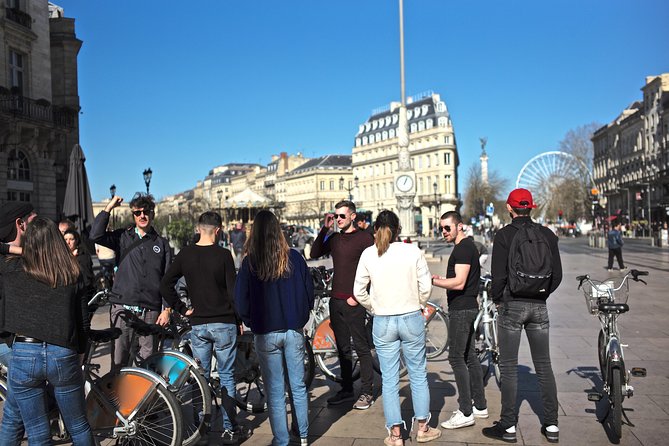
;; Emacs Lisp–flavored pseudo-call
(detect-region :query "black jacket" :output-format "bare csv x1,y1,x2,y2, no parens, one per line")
490,216,562,304
90,211,171,310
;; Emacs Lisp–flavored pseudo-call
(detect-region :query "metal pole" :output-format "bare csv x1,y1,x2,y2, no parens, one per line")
648,184,653,245
399,0,406,107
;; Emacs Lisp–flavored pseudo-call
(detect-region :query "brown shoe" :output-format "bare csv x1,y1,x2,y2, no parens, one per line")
384,433,404,446
416,426,442,443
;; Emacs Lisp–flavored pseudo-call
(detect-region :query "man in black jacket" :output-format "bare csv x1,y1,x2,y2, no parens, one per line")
90,193,172,370
482,188,562,444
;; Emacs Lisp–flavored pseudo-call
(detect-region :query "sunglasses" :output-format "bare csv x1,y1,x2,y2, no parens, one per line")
334,214,348,219
132,209,152,217
440,225,453,232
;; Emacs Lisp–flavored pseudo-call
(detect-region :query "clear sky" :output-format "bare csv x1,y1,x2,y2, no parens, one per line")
55,0,669,202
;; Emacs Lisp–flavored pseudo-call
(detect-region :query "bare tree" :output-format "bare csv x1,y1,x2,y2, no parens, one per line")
559,122,600,172
462,163,510,221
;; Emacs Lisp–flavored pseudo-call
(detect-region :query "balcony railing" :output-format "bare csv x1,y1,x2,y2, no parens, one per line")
0,94,77,128
5,7,32,28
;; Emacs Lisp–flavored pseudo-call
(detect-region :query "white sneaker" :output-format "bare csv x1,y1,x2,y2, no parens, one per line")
473,406,489,419
440,410,475,429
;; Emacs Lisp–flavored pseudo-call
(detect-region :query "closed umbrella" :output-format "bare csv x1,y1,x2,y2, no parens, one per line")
62,144,94,233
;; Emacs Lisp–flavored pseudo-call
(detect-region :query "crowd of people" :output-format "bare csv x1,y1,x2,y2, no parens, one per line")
0,187,563,446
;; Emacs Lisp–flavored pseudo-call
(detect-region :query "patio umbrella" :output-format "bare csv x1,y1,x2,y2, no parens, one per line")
62,144,95,233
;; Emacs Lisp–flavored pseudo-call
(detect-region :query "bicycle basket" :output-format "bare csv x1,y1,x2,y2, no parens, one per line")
583,278,629,314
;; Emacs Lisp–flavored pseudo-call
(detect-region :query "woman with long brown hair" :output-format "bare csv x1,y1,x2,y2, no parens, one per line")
0,217,93,445
234,210,313,446
353,210,440,445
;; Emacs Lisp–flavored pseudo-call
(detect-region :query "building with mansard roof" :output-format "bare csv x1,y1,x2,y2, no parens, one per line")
1,1,81,219
592,74,669,231
352,91,459,236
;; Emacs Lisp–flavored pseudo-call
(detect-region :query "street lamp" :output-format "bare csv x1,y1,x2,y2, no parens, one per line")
109,184,117,229
217,189,223,214
143,168,152,195
433,181,439,238
339,176,359,201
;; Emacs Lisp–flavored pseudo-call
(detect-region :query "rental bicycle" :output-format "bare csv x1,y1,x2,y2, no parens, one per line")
474,273,500,386
577,269,648,440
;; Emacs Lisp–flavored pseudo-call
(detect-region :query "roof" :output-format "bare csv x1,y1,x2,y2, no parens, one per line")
290,155,351,174
224,188,270,206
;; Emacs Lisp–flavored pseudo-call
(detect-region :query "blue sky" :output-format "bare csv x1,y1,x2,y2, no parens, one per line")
55,0,669,202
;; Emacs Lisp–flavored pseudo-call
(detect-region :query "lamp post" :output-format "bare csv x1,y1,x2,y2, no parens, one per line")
339,176,359,201
433,181,439,239
217,189,223,213
143,168,152,195
109,184,117,229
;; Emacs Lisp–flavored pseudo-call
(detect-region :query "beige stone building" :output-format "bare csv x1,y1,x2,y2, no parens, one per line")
281,155,353,229
592,73,669,230
1,1,81,219
352,92,459,236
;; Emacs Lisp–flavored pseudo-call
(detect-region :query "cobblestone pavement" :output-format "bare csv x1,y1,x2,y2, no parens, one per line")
2,237,668,445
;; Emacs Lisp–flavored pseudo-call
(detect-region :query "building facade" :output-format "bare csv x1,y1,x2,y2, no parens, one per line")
0,1,81,219
592,74,669,231
352,92,459,236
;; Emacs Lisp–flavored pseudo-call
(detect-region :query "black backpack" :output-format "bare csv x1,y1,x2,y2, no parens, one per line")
507,221,553,296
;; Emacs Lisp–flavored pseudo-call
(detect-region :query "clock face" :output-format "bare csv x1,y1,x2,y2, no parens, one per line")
396,175,414,192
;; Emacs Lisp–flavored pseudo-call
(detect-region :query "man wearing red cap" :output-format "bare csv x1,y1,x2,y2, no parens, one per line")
483,188,562,444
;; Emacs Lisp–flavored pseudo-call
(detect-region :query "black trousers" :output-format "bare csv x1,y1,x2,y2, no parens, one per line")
328,297,374,395
607,247,625,269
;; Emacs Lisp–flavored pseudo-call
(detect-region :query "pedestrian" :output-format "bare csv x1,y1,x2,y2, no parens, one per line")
291,227,309,257
482,188,562,443
160,211,240,444
89,193,172,370
353,210,441,445
431,211,488,430
64,229,95,301
234,210,313,446
607,221,626,272
0,202,37,443
0,217,94,445
229,222,246,268
310,200,375,409
354,213,374,237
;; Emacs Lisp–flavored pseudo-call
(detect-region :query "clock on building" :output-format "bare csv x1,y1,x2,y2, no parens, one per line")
395,174,414,193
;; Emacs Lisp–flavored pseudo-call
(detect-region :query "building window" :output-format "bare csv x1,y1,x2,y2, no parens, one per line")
382,130,388,140
418,120,425,132
7,148,30,181
9,50,24,93
355,138,361,147
329,179,334,190
444,152,451,165
362,136,368,145
426,119,433,129
438,117,447,128
410,123,417,133
435,153,439,166
320,180,325,190
7,191,31,202
444,174,451,194
426,155,431,168
389,128,395,138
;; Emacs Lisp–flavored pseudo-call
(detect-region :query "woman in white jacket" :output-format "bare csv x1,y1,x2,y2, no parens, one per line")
353,210,441,446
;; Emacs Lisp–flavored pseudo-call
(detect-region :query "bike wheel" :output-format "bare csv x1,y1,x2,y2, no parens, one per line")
611,367,623,439
312,316,361,383
475,323,491,378
424,304,448,359
484,319,501,387
598,329,606,377
141,350,211,446
86,368,183,446
0,376,6,401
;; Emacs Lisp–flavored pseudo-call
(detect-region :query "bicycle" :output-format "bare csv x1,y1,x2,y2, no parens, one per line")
474,273,500,386
577,268,649,440
307,266,448,384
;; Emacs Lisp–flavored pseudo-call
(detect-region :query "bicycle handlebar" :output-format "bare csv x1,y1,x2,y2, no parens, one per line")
576,269,649,291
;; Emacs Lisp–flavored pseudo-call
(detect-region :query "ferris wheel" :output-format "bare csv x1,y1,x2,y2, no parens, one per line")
516,151,594,219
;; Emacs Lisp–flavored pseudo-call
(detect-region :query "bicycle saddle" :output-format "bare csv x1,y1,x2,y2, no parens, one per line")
89,328,122,343
597,302,629,314
126,317,164,336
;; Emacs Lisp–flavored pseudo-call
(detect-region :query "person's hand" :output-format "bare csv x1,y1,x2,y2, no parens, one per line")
156,309,171,326
324,213,335,229
238,324,244,336
185,308,194,317
105,195,124,213
346,297,359,307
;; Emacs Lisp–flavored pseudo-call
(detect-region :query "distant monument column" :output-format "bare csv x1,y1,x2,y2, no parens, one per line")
480,137,489,185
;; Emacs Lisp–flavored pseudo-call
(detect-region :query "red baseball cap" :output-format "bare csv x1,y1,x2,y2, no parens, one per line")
507,188,537,209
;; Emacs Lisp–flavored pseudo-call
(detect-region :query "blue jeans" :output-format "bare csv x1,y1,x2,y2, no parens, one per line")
0,343,11,368
191,323,237,431
448,308,487,415
1,342,93,446
254,330,308,446
498,300,558,428
373,311,430,429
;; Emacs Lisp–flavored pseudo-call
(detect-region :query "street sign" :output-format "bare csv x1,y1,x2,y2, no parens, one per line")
486,202,494,216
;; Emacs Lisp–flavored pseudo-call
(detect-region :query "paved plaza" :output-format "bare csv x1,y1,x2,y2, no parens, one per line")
2,237,668,445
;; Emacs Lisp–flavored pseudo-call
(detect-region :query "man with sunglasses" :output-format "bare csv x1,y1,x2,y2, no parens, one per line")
90,193,172,370
432,211,488,430
310,200,375,410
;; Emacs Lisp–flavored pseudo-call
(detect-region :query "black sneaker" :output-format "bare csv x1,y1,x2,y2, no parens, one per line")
221,428,238,445
541,425,559,443
482,422,517,443
327,390,355,405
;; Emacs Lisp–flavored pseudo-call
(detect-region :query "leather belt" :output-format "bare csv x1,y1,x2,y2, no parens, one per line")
14,336,44,344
